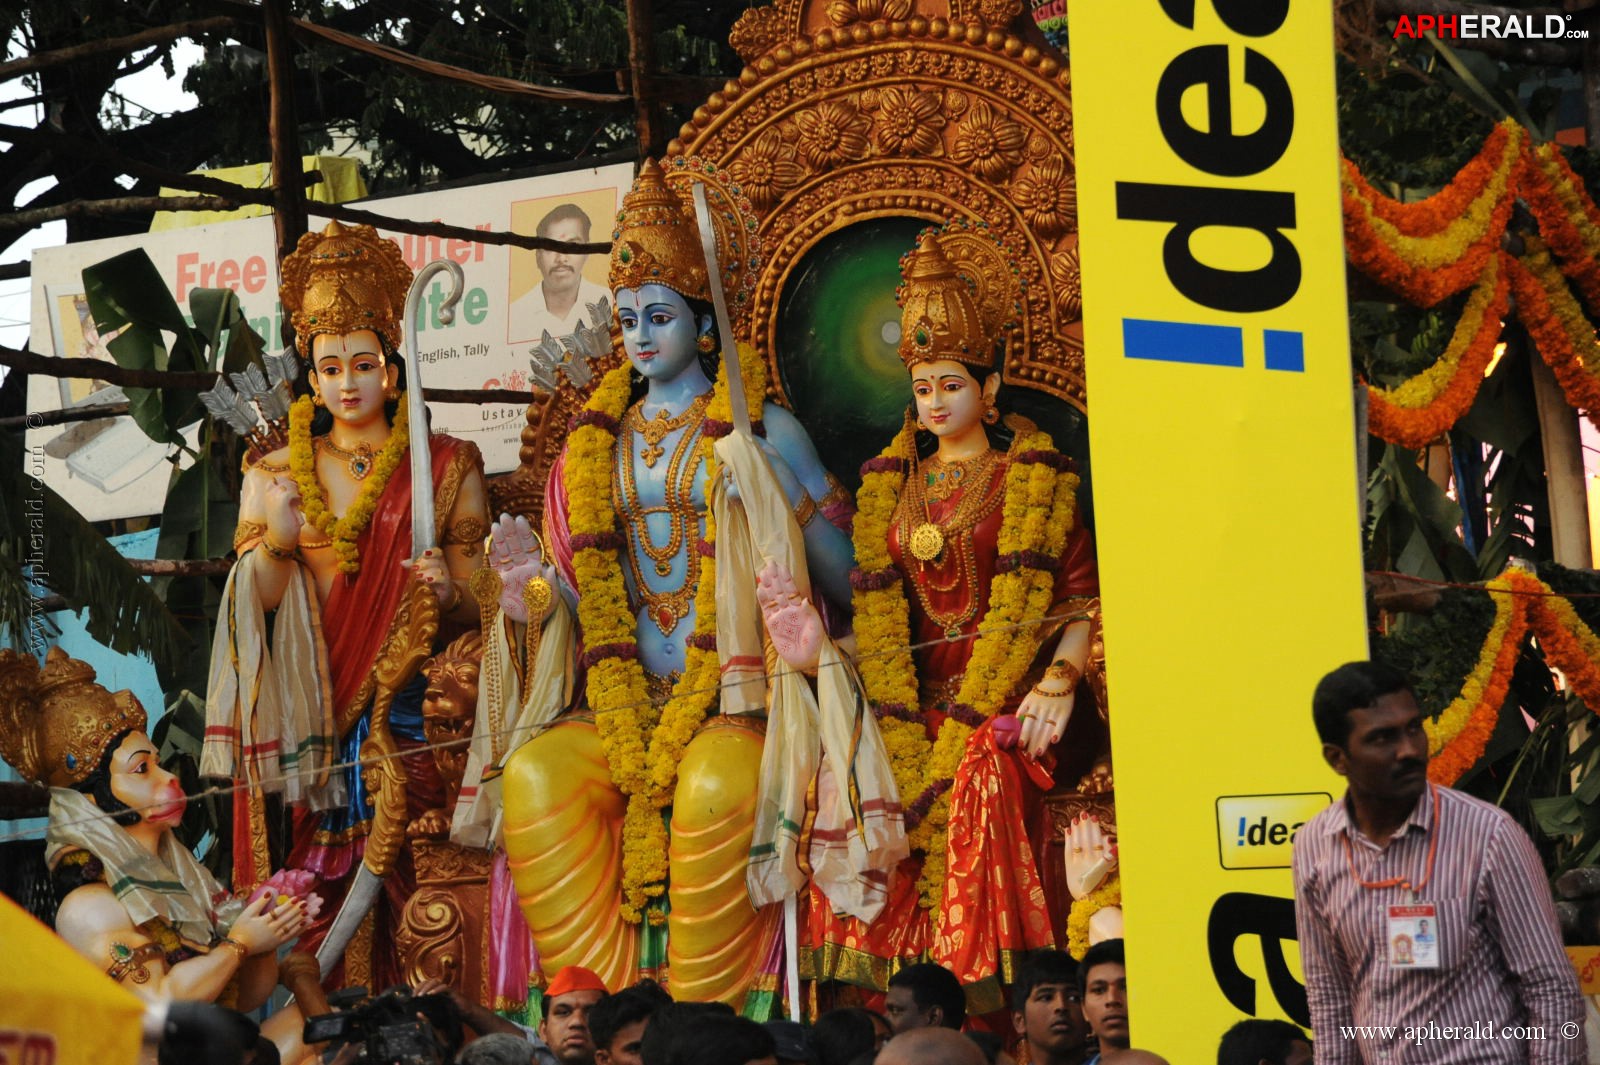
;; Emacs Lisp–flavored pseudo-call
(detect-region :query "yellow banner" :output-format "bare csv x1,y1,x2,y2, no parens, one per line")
1069,0,1367,1057
0,894,144,1065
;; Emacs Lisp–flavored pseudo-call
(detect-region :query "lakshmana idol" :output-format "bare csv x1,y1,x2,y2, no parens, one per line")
201,220,490,986
496,158,884,1008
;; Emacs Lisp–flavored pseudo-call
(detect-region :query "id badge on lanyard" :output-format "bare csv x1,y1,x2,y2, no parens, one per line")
1386,903,1439,969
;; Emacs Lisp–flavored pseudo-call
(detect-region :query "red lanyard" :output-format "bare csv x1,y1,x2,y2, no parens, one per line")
1342,783,1441,895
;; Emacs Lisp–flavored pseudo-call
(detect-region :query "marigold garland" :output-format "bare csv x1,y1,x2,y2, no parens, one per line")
1343,121,1516,238
562,341,768,922
1523,143,1600,317
1341,121,1523,306
1421,568,1600,786
1065,874,1121,961
288,392,411,574
1423,570,1527,786
851,420,1078,911
1365,253,1509,450
1507,240,1600,432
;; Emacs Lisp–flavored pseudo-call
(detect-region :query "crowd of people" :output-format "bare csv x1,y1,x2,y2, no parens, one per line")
409,940,1307,1065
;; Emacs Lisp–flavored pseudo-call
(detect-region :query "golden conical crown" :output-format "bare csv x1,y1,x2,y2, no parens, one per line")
609,157,761,335
896,222,1021,371
0,647,148,789
280,220,414,353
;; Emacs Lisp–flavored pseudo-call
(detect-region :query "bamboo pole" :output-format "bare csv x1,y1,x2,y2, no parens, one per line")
1532,352,1594,567
263,0,307,268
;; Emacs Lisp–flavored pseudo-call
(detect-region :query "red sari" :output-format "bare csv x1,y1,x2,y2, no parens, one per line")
805,455,1098,1008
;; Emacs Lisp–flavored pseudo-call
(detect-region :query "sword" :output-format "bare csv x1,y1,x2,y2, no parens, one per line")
691,182,751,439
315,258,466,978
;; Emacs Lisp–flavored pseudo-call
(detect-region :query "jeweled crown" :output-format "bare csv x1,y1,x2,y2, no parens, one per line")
0,647,148,789
280,220,414,353
609,157,761,335
896,222,1022,371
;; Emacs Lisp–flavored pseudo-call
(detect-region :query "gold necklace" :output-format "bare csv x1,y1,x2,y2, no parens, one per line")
626,393,711,468
906,448,1000,563
316,435,376,481
613,395,707,636
897,451,1006,638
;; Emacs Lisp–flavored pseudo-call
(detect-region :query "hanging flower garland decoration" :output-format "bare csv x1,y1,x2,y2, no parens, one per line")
562,341,768,923
288,392,411,575
1507,239,1600,431
1529,588,1600,710
1522,142,1600,317
1365,252,1510,450
851,419,1078,911
1344,120,1517,237
1341,122,1523,306
1424,569,1528,786
1065,874,1121,961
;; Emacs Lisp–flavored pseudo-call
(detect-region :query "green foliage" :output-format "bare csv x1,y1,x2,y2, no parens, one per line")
0,432,188,668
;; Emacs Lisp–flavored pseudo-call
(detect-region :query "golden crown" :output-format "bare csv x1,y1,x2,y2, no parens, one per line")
280,220,414,354
0,648,148,789
896,221,1022,371
609,157,761,335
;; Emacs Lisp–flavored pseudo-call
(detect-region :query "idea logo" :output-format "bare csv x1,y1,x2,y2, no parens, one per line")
1215,793,1330,870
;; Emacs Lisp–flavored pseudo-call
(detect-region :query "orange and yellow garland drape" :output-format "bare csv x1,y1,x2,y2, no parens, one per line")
1344,120,1600,446
1422,567,1600,787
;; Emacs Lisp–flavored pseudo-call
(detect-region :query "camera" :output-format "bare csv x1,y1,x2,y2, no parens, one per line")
304,985,464,1065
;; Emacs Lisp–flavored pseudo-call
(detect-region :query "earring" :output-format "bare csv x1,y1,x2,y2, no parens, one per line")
385,386,400,401
312,391,324,407
696,334,716,354
982,404,999,425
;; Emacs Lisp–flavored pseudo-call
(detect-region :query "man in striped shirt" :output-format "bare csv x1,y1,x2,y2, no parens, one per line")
1292,661,1585,1063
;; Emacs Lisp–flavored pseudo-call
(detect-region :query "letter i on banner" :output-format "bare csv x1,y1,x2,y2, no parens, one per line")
1069,0,1367,1057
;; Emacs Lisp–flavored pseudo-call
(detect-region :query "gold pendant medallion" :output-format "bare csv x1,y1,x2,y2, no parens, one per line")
909,522,946,562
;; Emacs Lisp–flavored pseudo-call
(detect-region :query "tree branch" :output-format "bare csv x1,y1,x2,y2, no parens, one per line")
0,17,241,81
1,345,536,405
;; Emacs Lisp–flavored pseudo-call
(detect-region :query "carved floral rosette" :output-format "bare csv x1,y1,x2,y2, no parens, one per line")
669,10,1083,410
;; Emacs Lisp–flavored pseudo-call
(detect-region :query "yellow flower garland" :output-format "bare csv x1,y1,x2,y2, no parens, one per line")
288,392,411,574
1422,570,1521,757
1065,873,1121,961
852,420,1079,910
563,342,768,922
1342,123,1520,272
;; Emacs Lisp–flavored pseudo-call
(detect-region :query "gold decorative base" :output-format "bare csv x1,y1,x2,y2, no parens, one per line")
395,840,494,1003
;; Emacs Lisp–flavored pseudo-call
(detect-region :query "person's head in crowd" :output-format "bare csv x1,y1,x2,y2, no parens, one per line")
640,1002,739,1065
964,1031,1015,1065
814,1008,880,1065
540,966,609,1065
765,1019,815,1065
590,985,665,1065
628,978,673,1008
661,1014,775,1065
1011,950,1088,1065
876,1028,986,1065
1312,661,1428,812
886,962,966,1033
1216,1020,1312,1065
1079,939,1128,1052
458,1033,536,1065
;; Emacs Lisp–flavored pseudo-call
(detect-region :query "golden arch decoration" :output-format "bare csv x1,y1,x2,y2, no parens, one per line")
667,14,1084,411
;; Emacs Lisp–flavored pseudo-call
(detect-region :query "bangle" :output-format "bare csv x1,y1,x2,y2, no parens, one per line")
260,538,297,561
792,493,817,529
1029,682,1073,699
215,937,249,964
1042,658,1081,689
440,580,462,612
